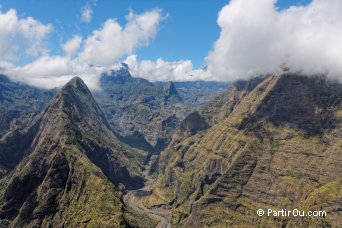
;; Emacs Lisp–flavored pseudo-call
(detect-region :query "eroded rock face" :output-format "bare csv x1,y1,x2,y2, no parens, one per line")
0,77,153,227
168,76,264,147
94,66,228,153
241,74,340,135
153,74,342,227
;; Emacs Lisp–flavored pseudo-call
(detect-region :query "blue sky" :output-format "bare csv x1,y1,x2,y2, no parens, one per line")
0,0,312,68
3,0,339,89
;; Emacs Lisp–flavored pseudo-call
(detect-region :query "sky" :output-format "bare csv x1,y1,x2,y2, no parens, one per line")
1,0,341,89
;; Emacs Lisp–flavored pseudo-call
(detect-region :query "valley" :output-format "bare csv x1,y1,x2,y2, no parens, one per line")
0,71,227,227
124,161,171,228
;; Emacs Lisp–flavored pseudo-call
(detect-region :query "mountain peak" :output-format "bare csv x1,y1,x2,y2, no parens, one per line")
165,81,179,96
67,76,84,86
100,66,133,86
62,76,90,95
111,63,132,78
162,81,182,105
121,62,129,70
100,64,154,87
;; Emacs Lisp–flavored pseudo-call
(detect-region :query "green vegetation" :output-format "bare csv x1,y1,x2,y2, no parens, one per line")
149,74,342,227
0,77,154,227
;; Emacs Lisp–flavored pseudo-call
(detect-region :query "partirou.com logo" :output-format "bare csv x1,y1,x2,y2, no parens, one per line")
257,209,327,217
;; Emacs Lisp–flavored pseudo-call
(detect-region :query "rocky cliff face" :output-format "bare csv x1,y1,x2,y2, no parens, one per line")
95,68,181,153
94,65,228,153
168,76,264,147
0,77,154,227
150,73,342,227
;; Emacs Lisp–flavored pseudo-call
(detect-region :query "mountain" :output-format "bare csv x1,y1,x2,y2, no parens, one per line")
165,81,179,97
100,63,153,86
94,65,228,153
147,73,342,227
171,80,228,104
156,80,229,105
169,77,264,146
162,81,182,105
95,67,181,153
0,77,155,227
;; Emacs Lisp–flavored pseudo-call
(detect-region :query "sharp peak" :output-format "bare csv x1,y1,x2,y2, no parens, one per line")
68,76,85,85
51,76,109,127
164,81,176,87
106,65,132,77
164,80,179,96
62,76,91,94
121,62,129,70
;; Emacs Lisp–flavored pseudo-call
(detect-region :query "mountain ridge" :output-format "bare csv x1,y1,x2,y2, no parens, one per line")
147,73,342,227
0,77,154,227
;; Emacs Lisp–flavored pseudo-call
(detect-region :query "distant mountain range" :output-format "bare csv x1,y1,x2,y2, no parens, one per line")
95,65,227,153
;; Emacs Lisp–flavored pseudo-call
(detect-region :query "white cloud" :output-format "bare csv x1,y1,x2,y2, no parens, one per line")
78,9,164,66
3,9,164,90
5,55,73,88
61,35,83,56
124,55,211,82
4,55,108,90
206,0,342,82
81,4,93,23
0,9,52,62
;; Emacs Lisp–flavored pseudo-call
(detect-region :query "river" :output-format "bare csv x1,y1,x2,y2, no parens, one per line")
123,162,171,228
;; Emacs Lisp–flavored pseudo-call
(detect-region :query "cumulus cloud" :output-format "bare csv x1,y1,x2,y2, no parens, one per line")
81,4,93,23
125,55,210,82
3,55,110,89
78,9,164,66
61,35,83,56
6,55,74,88
0,8,52,62
206,0,342,82
3,9,164,90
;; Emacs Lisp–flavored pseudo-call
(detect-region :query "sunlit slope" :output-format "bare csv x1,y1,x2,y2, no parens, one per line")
152,74,342,227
